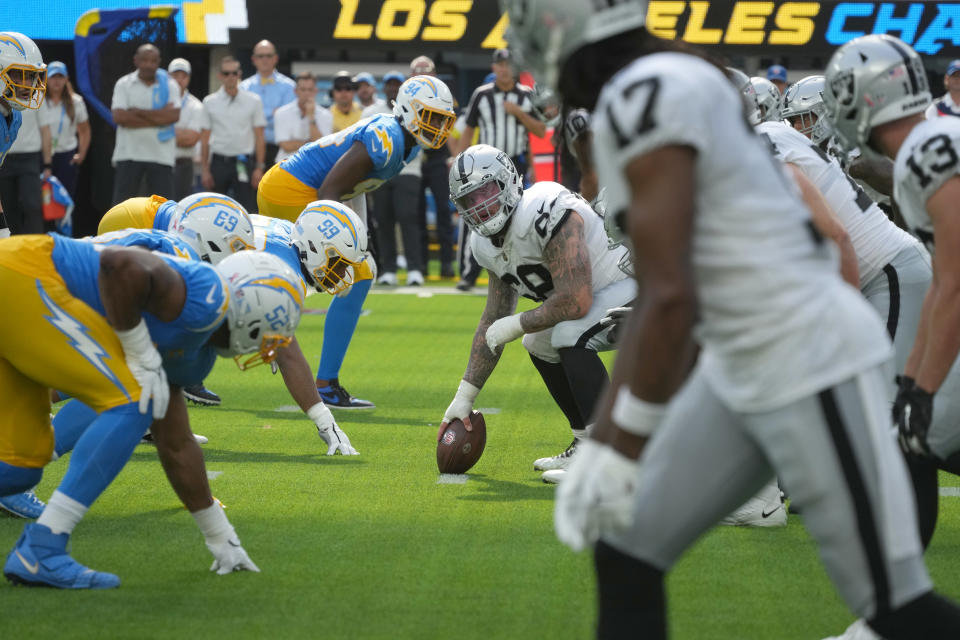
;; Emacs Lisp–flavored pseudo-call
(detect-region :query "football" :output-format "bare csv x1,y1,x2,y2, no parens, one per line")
436,411,486,474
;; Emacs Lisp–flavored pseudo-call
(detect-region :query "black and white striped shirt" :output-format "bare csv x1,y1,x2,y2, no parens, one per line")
463,82,535,159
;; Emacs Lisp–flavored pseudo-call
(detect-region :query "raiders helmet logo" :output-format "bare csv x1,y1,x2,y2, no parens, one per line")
830,71,857,108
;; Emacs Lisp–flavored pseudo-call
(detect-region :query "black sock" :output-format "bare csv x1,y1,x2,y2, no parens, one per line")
595,541,667,639
906,454,939,549
869,591,960,639
529,354,585,431
558,347,609,427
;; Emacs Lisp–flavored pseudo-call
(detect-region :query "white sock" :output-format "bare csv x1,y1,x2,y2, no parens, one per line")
36,490,88,535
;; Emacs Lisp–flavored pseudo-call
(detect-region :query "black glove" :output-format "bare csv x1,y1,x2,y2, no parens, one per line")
893,376,934,456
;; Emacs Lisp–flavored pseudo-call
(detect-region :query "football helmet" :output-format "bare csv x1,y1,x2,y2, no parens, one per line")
531,83,561,127
727,67,761,125
449,144,523,237
0,32,45,111
781,76,833,144
750,77,782,122
823,34,930,154
171,192,255,265
292,200,367,295
393,75,456,149
501,0,648,89
216,251,305,371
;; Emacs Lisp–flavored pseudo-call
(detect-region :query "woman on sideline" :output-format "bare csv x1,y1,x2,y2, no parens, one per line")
40,61,89,197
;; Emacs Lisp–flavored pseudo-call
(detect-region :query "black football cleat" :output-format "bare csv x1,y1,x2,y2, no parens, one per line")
183,384,221,407
317,380,375,409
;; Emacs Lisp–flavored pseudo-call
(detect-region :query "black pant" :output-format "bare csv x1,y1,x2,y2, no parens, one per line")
0,151,43,234
419,150,454,274
373,174,423,274
173,157,195,201
112,160,174,205
265,143,279,171
210,154,255,212
51,149,79,198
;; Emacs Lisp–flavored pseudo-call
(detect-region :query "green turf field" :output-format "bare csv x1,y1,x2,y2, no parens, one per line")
3,289,959,639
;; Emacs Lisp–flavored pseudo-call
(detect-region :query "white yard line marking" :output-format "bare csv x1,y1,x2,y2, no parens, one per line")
437,474,468,484
939,487,960,497
207,471,223,480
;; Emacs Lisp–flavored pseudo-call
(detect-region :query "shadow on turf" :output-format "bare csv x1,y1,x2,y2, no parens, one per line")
130,449,366,465
454,474,555,502
250,411,428,427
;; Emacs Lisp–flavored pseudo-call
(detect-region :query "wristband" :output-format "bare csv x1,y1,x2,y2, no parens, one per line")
191,500,234,543
456,379,481,403
256,162,266,170
611,386,666,436
115,319,154,357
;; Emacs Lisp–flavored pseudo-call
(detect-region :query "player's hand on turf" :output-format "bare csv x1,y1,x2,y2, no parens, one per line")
207,535,261,575
555,440,642,552
893,376,934,456
317,422,359,455
485,314,525,355
440,380,480,438
116,319,169,419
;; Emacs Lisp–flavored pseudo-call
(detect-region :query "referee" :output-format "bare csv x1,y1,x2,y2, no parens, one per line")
455,48,546,291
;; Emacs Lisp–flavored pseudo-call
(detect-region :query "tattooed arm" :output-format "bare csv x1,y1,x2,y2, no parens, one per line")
463,272,520,388
519,211,593,334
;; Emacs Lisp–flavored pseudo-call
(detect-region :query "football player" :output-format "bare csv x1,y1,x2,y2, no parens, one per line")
249,200,369,455
257,75,456,410
441,144,635,483
822,34,960,640
0,31,45,238
0,233,300,589
506,1,960,638
749,76,781,122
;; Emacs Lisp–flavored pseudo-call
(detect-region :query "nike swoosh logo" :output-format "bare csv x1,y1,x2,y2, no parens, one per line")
15,550,39,574
228,540,242,548
761,506,782,519
205,284,217,305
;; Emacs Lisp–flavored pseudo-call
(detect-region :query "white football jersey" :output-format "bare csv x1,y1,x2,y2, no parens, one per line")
469,181,629,302
893,116,960,253
592,53,891,412
756,121,918,288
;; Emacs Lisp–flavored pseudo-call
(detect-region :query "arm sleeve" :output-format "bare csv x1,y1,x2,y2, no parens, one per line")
362,120,394,169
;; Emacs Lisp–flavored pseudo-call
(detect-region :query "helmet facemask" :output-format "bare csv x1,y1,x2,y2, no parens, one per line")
1,64,44,110
455,180,509,236
229,327,294,371
306,245,358,295
410,100,455,149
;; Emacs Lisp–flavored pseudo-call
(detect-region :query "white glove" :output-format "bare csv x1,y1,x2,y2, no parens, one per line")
599,306,632,329
554,439,642,552
309,402,359,455
116,319,169,420
192,501,260,575
441,380,480,434
485,314,525,355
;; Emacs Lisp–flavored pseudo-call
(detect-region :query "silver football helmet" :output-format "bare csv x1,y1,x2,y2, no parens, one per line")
750,77,782,122
823,35,930,154
531,83,561,127
501,0,648,89
781,76,833,144
448,144,523,237
727,67,761,125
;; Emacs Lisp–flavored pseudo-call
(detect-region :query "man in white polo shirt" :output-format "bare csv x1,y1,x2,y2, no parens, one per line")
110,44,180,204
273,71,331,164
168,57,203,200
0,100,52,234
200,56,266,211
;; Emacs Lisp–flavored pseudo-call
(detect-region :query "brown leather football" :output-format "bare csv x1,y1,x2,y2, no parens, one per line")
437,411,486,474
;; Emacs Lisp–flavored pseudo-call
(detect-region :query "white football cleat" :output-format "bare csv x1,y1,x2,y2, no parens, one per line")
534,439,578,471
377,272,397,286
719,480,787,528
822,619,884,640
541,469,565,484
406,270,424,286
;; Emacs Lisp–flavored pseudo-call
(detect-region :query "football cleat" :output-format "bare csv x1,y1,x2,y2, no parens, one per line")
719,481,787,528
317,380,375,409
183,383,222,407
0,490,45,519
4,524,120,589
822,619,883,640
377,272,397,286
541,469,565,484
406,270,424,286
455,280,473,292
140,431,209,445
534,439,578,471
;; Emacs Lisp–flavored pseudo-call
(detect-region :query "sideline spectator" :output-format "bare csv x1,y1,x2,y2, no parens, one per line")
366,71,423,286
767,64,788,94
168,58,203,200
410,56,456,280
241,39,295,170
330,71,363,132
0,105,51,234
926,59,960,119
455,48,544,291
110,43,180,204
39,61,89,199
200,56,266,211
354,72,384,112
274,72,332,164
